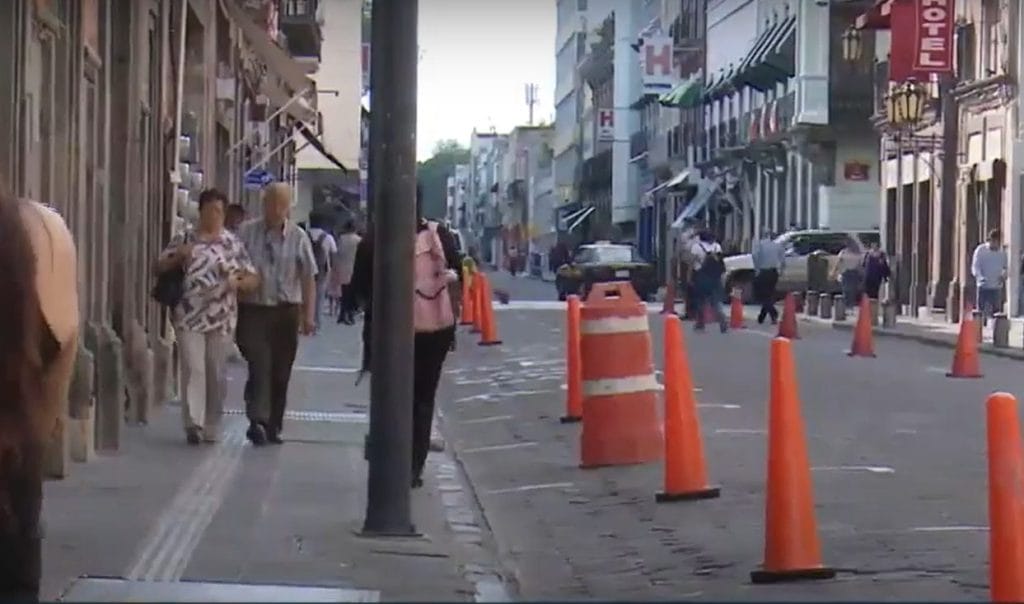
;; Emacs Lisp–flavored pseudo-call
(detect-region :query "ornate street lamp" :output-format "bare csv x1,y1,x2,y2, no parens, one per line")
841,27,862,62
887,80,927,127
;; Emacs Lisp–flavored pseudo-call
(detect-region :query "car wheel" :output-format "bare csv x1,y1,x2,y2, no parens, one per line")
557,291,567,301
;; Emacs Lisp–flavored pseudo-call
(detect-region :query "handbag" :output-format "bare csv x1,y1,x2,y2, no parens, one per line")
151,233,192,308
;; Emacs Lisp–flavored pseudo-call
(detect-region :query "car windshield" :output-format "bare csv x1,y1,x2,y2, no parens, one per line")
576,245,637,264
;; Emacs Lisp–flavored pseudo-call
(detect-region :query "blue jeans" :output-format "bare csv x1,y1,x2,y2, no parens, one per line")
694,276,727,330
977,287,1001,324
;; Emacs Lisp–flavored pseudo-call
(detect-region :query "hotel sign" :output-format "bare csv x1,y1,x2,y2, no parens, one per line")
912,0,954,73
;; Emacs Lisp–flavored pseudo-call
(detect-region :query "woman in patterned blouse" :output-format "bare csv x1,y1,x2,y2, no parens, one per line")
157,189,259,445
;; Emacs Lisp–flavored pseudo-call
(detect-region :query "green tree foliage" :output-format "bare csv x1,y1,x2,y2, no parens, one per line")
417,139,470,221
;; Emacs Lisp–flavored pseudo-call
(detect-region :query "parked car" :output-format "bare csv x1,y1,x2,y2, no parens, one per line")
555,242,658,302
722,230,880,303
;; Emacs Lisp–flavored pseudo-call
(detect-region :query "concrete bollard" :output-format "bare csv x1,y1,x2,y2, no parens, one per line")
993,313,1010,348
833,294,847,322
972,310,984,344
125,322,154,425
869,299,880,327
793,292,804,314
819,293,833,320
95,326,125,452
69,345,96,463
882,301,898,328
151,334,173,406
806,291,820,316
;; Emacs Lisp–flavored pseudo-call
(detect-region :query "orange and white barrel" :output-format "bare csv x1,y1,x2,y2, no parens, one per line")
579,282,663,468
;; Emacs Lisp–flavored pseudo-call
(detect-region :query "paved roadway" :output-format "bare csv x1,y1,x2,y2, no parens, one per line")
439,270,1012,600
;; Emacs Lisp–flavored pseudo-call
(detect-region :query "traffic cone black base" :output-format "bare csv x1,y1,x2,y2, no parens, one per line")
655,486,720,503
846,351,876,358
478,340,502,347
750,567,836,584
559,415,581,424
945,372,982,379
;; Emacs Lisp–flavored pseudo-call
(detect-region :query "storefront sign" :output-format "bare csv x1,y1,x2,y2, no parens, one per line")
596,109,615,142
639,35,676,94
890,0,954,81
912,0,954,73
844,162,871,181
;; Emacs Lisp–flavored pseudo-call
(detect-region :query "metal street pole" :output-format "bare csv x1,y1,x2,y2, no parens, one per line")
362,0,419,537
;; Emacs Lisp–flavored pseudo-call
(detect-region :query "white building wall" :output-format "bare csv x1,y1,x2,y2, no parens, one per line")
612,0,642,225
706,0,757,76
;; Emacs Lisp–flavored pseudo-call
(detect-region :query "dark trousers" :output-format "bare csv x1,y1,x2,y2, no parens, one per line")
754,269,780,323
237,303,301,435
0,441,43,601
412,327,455,479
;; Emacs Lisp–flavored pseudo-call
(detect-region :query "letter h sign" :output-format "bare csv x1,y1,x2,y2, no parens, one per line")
641,35,676,94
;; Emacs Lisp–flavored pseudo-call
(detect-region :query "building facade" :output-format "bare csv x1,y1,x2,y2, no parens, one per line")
856,0,1021,320
0,0,336,474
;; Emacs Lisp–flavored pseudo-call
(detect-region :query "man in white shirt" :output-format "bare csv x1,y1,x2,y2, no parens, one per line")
307,223,337,329
972,228,1008,324
689,230,729,333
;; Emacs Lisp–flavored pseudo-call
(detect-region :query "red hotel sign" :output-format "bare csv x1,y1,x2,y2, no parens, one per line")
890,0,954,81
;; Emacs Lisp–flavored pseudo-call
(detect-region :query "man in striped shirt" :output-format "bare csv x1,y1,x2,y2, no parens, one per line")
235,183,318,446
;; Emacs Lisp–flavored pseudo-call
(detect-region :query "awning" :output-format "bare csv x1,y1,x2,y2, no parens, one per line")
647,168,693,197
659,70,704,108
855,0,892,30
671,180,715,229
222,0,318,123
567,206,595,233
704,64,737,101
297,123,350,173
732,15,796,92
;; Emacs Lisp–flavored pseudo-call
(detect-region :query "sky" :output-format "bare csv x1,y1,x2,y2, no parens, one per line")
416,0,557,160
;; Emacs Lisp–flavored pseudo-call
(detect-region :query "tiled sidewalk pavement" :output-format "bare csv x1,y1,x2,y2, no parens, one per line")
43,319,511,602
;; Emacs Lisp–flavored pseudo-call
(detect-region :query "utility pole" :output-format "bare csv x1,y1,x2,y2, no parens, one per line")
525,83,538,125
362,0,419,537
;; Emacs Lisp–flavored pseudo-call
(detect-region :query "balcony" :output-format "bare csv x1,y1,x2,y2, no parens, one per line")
280,0,322,60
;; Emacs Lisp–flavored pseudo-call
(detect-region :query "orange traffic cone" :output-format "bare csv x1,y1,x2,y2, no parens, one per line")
460,270,476,326
847,295,876,357
751,337,834,584
561,295,583,424
477,274,502,346
987,392,1024,602
729,293,746,329
656,314,720,502
471,275,483,334
777,293,799,339
662,280,677,315
947,310,982,378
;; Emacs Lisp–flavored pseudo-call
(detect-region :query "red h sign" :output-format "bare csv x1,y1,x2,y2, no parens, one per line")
644,42,673,77
640,35,676,93
596,109,614,142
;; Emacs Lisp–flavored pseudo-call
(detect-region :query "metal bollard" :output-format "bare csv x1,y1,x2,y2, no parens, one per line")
793,291,804,314
869,299,880,327
819,293,833,320
882,301,897,328
972,310,984,344
833,294,847,321
807,291,820,316
993,313,1010,348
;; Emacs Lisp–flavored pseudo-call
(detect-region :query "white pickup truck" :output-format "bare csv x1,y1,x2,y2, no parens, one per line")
722,229,880,303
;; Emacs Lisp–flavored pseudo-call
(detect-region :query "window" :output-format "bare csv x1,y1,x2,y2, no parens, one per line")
577,0,587,10
982,0,1002,76
575,245,639,264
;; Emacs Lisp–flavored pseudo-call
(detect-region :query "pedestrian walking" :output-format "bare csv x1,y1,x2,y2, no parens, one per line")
156,189,258,445
751,230,785,325
333,220,361,325
346,185,462,488
972,228,1008,324
833,238,865,307
235,183,319,446
689,230,728,333
862,242,891,300
0,177,80,601
307,220,337,330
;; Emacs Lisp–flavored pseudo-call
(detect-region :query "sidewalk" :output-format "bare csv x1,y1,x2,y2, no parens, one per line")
43,319,509,602
777,303,1024,361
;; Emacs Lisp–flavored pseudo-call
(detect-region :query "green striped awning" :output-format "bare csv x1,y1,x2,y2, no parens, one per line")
658,70,704,108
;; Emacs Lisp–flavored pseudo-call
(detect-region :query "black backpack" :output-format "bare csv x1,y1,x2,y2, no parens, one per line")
697,243,725,278
309,230,330,275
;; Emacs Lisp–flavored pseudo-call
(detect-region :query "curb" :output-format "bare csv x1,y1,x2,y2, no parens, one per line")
794,314,1024,361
